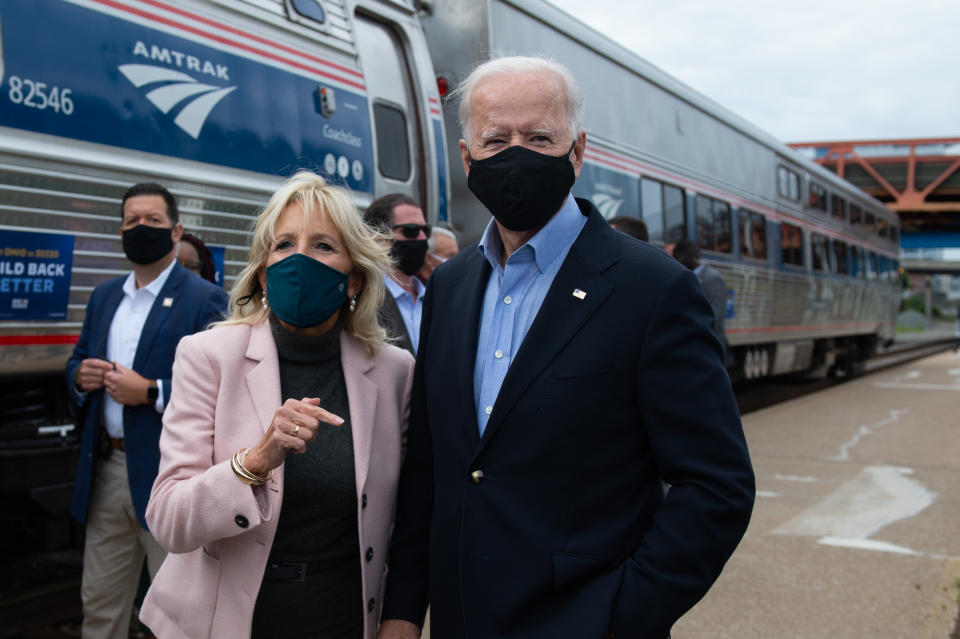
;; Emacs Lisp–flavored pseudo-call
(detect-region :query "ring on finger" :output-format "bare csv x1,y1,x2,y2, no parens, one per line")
293,424,301,436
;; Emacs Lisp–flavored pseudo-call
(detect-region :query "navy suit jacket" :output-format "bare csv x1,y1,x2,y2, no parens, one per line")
382,200,755,638
66,262,227,529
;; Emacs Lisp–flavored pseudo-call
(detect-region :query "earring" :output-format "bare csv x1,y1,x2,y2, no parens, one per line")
348,295,358,312
261,289,268,309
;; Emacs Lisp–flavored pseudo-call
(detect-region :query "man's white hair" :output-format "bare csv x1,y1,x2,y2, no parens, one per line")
428,225,458,252
450,56,584,147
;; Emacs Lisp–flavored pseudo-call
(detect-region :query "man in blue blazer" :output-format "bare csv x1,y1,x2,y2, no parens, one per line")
66,183,227,639
378,57,755,639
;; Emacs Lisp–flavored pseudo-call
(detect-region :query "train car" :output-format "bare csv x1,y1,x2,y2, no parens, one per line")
0,0,447,598
420,0,901,382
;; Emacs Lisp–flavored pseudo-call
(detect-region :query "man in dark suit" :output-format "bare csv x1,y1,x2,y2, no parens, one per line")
364,193,430,354
66,183,227,639
673,238,731,366
377,56,755,639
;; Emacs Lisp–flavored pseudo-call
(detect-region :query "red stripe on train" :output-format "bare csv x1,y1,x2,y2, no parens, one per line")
135,0,364,80
91,0,366,91
726,322,882,334
0,335,80,346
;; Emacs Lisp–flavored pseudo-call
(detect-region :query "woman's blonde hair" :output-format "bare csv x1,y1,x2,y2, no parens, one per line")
217,171,391,354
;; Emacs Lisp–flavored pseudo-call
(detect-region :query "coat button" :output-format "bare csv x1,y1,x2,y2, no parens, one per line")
470,470,484,484
367,598,375,612
365,547,374,562
361,494,367,509
234,514,249,528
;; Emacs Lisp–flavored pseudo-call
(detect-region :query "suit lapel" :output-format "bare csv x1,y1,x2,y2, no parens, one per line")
95,279,127,358
448,251,491,445
379,291,413,354
340,331,377,494
476,210,618,452
132,264,184,371
244,321,282,432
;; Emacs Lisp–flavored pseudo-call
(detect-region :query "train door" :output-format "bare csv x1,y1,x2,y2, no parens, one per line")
353,14,424,210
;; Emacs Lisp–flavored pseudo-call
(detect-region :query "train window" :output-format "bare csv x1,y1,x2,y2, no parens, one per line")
877,255,889,282
811,233,829,272
373,103,411,181
864,212,876,233
715,202,732,253
777,166,800,200
695,195,732,253
877,218,888,238
738,213,751,258
891,225,899,244
852,246,865,278
781,222,803,267
867,252,878,280
849,203,862,225
809,183,827,212
739,210,767,259
663,184,686,242
831,194,846,221
832,240,849,275
696,195,714,251
289,0,326,23
751,212,767,259
891,259,900,281
640,178,665,243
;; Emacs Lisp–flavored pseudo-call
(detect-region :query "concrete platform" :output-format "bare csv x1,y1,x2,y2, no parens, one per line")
673,349,960,638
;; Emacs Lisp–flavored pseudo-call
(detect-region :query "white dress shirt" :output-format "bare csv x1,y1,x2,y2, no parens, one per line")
102,259,175,437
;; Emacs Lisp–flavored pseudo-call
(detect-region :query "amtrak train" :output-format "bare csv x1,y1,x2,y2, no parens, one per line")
0,0,899,568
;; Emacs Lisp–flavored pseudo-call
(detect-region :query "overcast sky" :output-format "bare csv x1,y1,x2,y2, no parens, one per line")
547,0,958,144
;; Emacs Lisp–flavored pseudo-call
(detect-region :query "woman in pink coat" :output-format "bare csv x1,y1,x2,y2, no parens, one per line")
140,172,414,638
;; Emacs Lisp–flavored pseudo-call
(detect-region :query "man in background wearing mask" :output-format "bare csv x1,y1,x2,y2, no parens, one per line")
417,224,460,283
378,57,755,639
66,182,227,639
364,193,429,354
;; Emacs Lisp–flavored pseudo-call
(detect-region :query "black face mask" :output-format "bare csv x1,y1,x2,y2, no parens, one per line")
467,142,577,231
390,239,428,276
122,224,174,265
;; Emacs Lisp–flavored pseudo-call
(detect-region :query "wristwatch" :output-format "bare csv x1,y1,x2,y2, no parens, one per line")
147,381,159,403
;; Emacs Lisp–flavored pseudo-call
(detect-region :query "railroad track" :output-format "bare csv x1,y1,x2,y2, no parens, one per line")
736,338,954,415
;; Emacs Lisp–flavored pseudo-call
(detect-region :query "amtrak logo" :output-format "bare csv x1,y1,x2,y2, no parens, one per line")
592,193,624,219
119,64,236,139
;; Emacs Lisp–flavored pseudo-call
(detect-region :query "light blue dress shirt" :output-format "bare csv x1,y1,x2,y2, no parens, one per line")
384,274,425,354
473,195,587,434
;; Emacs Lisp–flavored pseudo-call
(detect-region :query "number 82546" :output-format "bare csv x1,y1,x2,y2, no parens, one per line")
8,76,74,115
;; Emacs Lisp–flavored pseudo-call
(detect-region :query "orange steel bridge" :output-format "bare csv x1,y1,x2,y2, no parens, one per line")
789,137,960,232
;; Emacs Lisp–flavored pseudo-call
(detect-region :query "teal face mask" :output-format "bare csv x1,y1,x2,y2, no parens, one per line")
265,253,349,327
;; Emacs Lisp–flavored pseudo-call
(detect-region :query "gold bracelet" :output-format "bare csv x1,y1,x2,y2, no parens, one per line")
231,448,272,485
236,448,271,484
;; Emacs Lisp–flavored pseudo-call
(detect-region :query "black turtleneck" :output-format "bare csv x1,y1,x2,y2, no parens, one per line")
252,314,362,638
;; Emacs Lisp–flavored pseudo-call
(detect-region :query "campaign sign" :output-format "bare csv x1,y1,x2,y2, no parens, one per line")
208,245,226,288
0,230,75,320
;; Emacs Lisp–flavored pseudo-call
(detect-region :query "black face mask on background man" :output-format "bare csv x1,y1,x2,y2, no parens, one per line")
122,224,174,265
390,239,428,276
467,142,577,231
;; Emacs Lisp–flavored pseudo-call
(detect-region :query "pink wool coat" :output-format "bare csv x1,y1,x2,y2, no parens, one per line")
140,320,414,638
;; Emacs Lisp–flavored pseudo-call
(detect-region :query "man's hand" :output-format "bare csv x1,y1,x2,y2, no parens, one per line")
104,363,151,406
375,619,420,639
74,358,114,392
